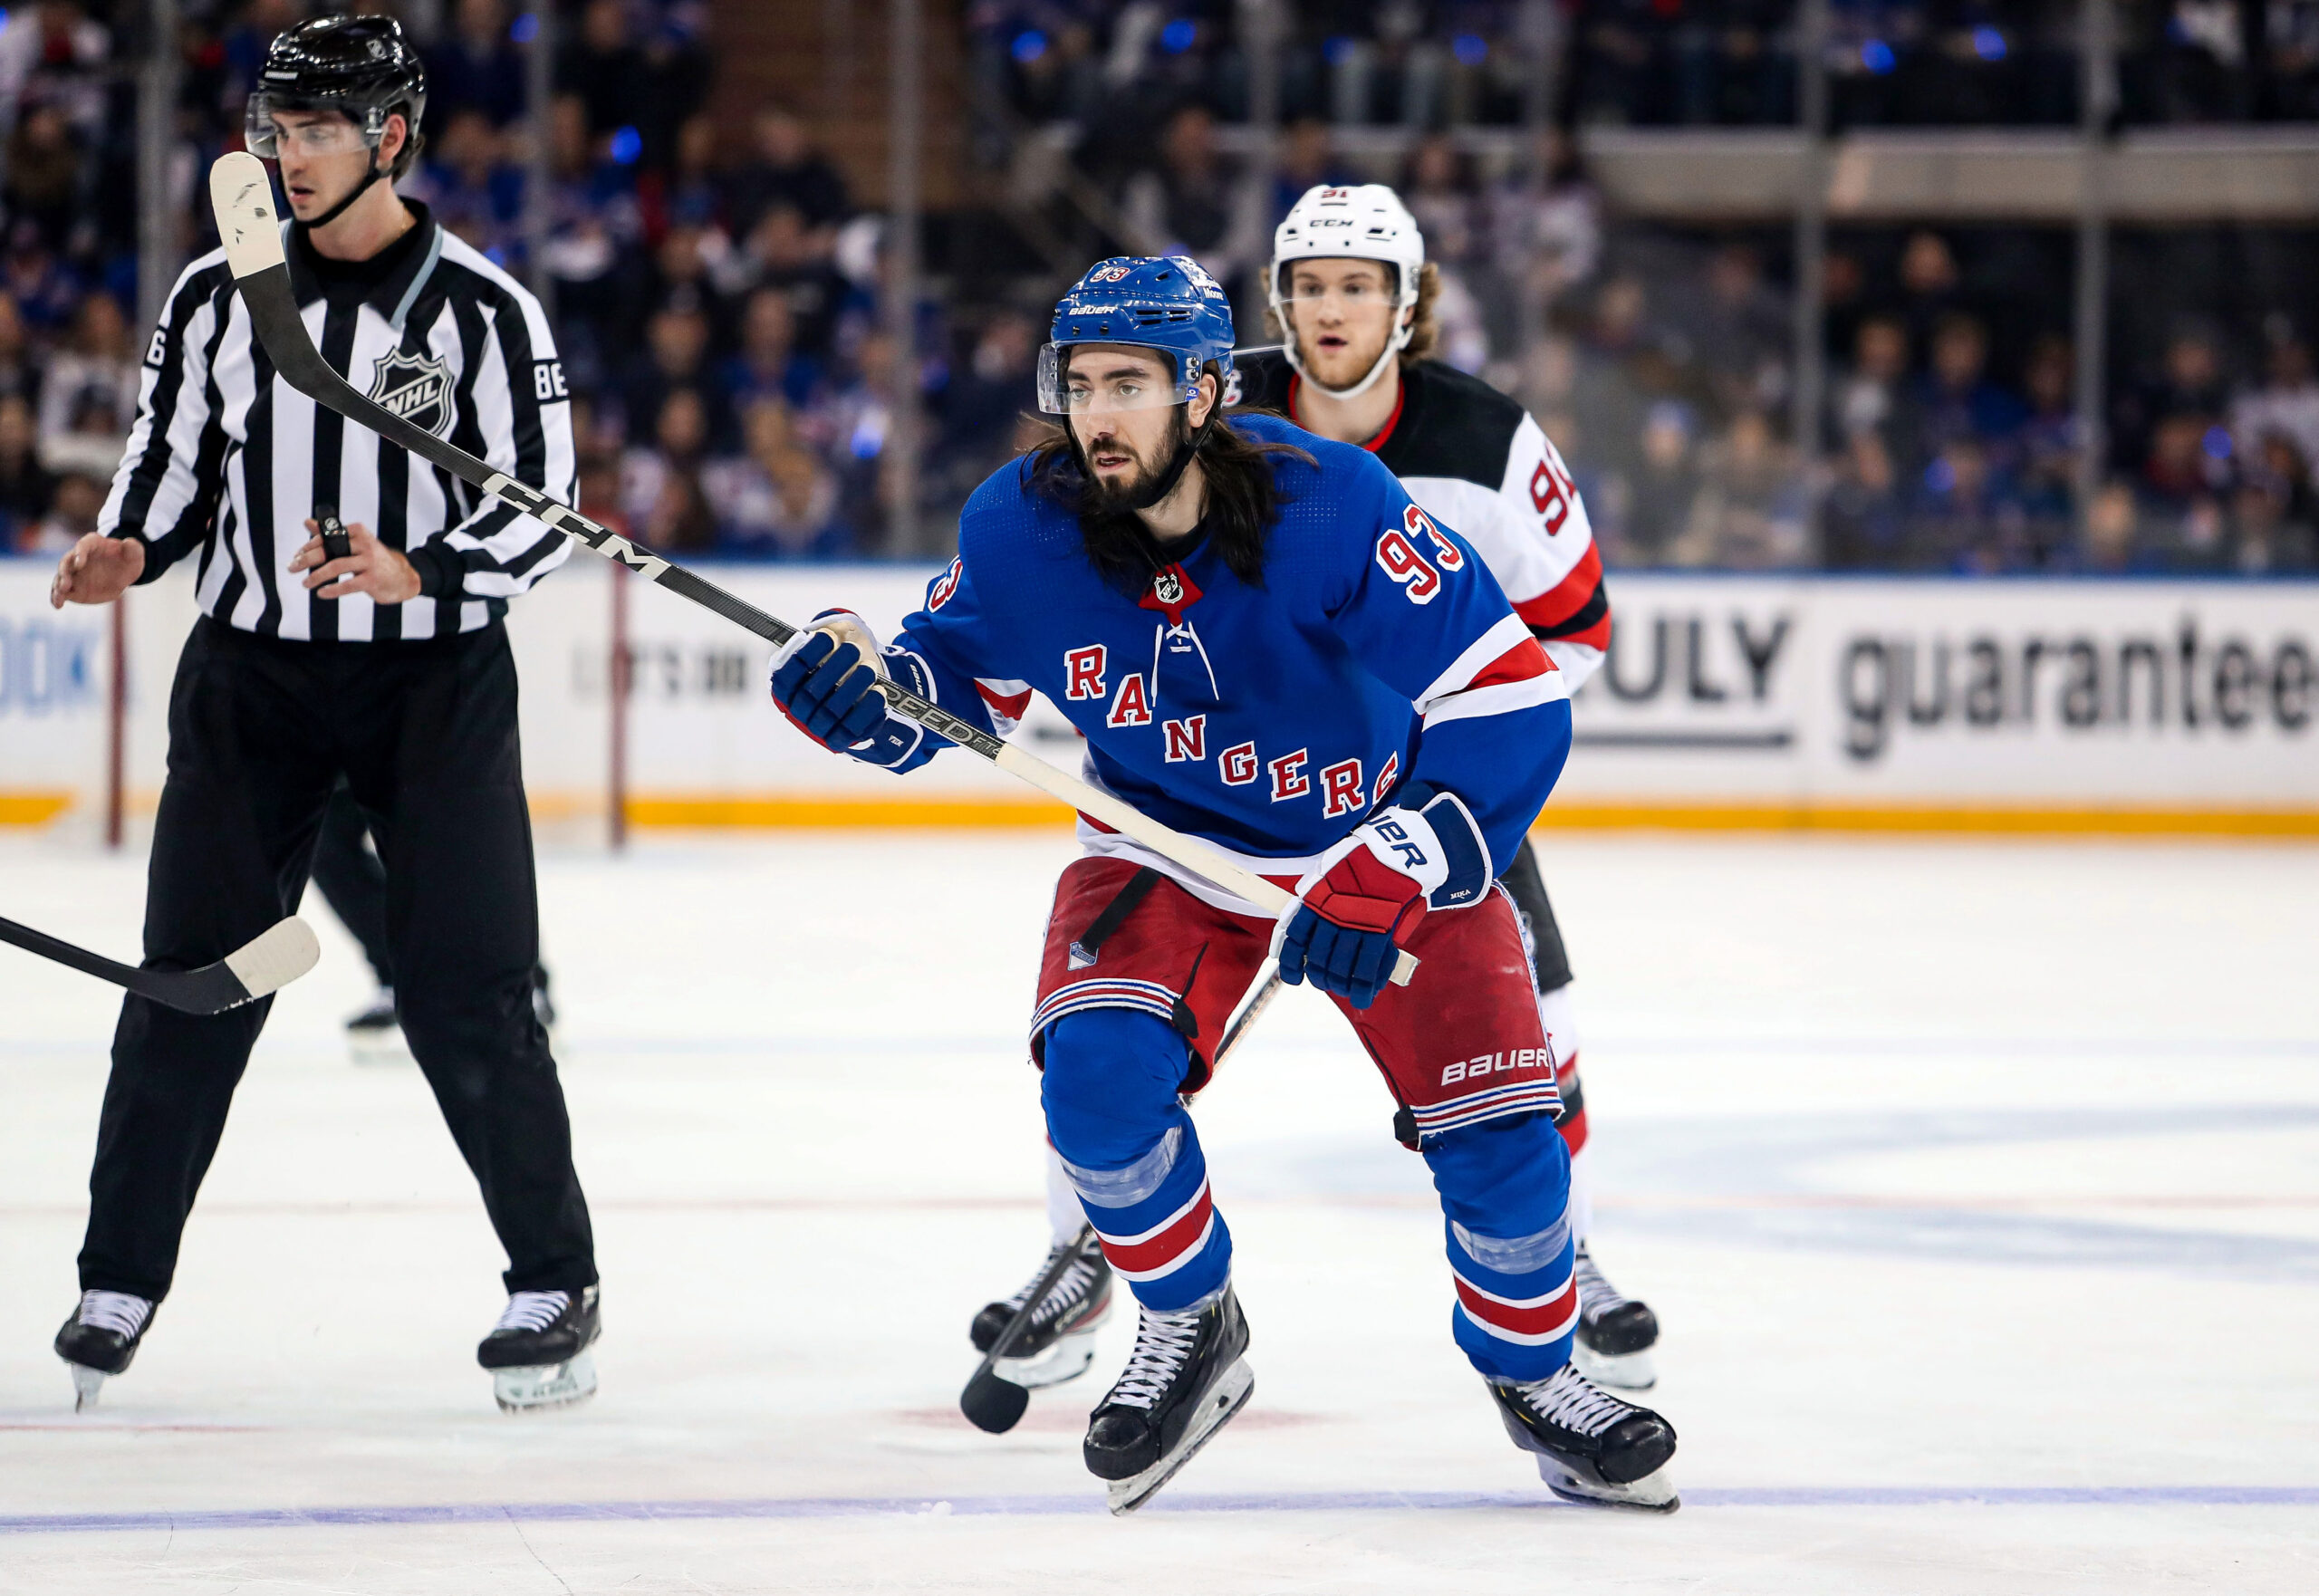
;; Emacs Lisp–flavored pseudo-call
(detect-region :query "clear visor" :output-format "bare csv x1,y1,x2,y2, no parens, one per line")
245,96,376,159
1271,263,1409,315
1037,343,1199,416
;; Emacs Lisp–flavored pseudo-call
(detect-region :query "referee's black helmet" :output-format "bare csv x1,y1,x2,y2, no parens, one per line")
246,15,429,181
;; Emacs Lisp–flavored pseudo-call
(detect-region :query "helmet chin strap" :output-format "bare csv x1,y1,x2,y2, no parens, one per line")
298,149,389,234
1271,274,1418,401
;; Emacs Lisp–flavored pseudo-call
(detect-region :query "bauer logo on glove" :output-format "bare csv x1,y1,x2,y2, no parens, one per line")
1271,784,1490,1007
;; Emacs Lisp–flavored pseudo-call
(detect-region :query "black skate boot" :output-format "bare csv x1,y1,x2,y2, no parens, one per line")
969,1230,1113,1389
1489,1362,1679,1512
1083,1286,1253,1514
1571,1243,1660,1390
477,1285,601,1413
53,1290,157,1412
345,988,410,1066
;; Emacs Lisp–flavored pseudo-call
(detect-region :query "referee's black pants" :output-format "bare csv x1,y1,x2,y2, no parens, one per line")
79,616,597,1303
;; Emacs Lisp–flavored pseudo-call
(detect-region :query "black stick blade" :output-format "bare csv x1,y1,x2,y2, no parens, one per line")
958,1368,1033,1435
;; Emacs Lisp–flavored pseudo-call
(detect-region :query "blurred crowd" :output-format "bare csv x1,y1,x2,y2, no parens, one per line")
975,2,2319,131
5,0,2319,572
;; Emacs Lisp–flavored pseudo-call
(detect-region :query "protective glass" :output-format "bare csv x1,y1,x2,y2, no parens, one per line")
1274,263,1405,315
1037,343,1199,417
245,98,373,159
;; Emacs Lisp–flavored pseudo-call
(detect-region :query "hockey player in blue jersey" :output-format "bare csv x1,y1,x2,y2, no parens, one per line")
769,257,1679,1513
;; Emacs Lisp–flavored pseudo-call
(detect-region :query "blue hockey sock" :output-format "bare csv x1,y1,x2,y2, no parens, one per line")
1040,1007,1229,1312
1424,1111,1576,1382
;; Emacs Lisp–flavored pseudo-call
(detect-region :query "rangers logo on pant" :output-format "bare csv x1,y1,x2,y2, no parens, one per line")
367,349,454,437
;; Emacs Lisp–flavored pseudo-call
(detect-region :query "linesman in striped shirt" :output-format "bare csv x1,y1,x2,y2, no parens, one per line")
43,17,601,1414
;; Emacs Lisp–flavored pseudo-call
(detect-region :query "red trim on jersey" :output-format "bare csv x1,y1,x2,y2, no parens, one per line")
1287,371,1407,454
976,681,1033,722
1554,1104,1590,1157
1513,543,1604,632
1462,637,1556,692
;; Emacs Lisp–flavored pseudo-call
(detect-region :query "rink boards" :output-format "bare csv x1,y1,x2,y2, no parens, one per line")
2,557,2314,833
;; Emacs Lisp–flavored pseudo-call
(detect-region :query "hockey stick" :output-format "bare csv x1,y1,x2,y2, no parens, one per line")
207,153,1413,988
957,960,1282,1432
0,912,320,1015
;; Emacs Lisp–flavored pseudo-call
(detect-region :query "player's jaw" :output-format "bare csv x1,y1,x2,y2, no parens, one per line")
1077,409,1188,511
1294,310,1393,391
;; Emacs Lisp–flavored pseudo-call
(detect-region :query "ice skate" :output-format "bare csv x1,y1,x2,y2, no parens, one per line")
1084,1286,1253,1514
53,1291,157,1412
1570,1243,1660,1390
345,988,412,1065
1488,1362,1679,1512
969,1230,1112,1389
477,1285,600,1413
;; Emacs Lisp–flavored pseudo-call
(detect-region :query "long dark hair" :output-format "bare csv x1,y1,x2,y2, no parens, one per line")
1024,388,1313,594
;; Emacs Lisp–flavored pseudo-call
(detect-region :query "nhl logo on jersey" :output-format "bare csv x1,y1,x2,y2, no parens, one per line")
366,349,454,438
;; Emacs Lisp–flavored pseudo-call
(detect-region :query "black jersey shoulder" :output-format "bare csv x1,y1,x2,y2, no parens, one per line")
1227,348,1295,414
1375,360,1525,491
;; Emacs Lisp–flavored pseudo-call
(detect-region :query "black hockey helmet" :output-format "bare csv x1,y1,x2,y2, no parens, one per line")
245,16,428,180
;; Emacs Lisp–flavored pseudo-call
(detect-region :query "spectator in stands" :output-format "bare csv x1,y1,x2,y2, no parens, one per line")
2229,431,2319,572
1822,428,1904,570
428,0,527,129
626,297,726,450
1617,399,1702,567
558,0,647,149
2230,322,2319,474
4,221,79,332
542,93,647,386
724,101,851,244
621,386,718,553
929,304,1039,506
1268,116,1357,229
640,115,725,245
717,202,852,360
2114,322,2229,476
648,225,724,323
2079,480,2149,572
1674,242,1790,422
0,1,111,137
4,100,86,256
1911,437,2029,573
24,466,101,555
411,108,524,262
2139,410,2232,567
1892,229,1968,351
719,285,822,416
1399,132,1482,270
37,290,134,475
0,293,39,406
1832,312,1914,457
703,397,848,557
1119,103,1264,289
2016,333,2080,525
1681,409,1808,568
1914,313,2027,465
1487,128,1602,324
634,3,714,172
0,391,56,551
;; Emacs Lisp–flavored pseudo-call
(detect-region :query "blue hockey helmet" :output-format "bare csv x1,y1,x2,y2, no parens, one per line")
1038,256,1237,416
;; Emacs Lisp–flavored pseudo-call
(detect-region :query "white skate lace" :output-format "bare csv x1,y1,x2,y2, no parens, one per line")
1006,1243,1102,1324
1515,1364,1634,1439
76,1290,152,1340
1573,1244,1633,1321
492,1290,570,1334
1106,1306,1204,1410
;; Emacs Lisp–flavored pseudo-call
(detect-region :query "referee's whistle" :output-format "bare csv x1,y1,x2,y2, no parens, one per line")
314,504,352,563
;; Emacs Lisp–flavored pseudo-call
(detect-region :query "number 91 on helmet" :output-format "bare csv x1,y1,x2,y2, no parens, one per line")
1035,255,1239,416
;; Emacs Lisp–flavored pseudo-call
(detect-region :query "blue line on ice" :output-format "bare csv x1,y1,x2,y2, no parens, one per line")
4,1485,2315,1534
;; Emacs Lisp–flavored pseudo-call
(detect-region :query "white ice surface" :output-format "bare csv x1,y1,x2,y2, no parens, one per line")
2,830,2314,1593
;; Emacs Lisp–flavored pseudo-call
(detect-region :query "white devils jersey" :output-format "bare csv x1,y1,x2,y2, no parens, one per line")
1233,351,1611,689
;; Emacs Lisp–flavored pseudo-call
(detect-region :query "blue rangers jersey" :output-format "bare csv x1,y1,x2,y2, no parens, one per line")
880,413,1573,910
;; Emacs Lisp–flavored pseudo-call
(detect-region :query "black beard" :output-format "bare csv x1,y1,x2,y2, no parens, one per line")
1083,406,1194,514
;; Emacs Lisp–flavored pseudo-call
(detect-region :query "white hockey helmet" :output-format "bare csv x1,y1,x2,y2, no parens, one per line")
1269,184,1427,400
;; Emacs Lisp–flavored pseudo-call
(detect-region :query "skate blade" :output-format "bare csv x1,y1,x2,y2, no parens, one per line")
1105,1359,1255,1516
348,1028,414,1067
493,1351,598,1413
1535,1452,1681,1514
69,1364,106,1413
1572,1340,1658,1391
996,1326,1102,1390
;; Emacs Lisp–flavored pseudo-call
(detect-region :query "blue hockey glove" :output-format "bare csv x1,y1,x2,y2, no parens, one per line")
772,629,888,750
1271,785,1489,1008
769,611,946,770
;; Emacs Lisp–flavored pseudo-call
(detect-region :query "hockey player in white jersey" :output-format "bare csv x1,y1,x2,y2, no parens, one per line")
970,186,1660,1396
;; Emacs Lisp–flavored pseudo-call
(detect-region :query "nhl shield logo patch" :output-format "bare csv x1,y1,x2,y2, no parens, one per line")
367,349,454,437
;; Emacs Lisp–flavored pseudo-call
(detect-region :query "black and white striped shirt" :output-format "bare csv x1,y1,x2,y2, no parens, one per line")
101,202,576,641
